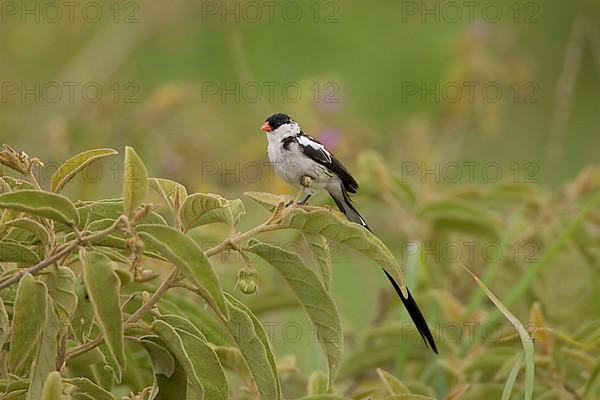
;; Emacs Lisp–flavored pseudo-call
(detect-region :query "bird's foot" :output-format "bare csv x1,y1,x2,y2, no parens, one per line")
284,200,295,208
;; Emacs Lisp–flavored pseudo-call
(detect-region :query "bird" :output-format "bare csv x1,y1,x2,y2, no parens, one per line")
260,113,438,354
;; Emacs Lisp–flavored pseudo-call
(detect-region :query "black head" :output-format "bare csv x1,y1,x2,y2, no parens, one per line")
262,113,293,131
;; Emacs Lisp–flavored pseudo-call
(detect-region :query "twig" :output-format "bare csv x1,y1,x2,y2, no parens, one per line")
64,268,179,363
204,223,282,257
0,216,126,291
126,268,178,324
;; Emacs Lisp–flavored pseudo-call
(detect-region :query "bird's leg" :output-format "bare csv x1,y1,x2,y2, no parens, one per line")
287,175,314,207
297,193,312,206
287,188,306,207
296,175,314,205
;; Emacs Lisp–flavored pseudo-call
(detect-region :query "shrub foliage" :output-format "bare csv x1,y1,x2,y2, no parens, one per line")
0,145,415,400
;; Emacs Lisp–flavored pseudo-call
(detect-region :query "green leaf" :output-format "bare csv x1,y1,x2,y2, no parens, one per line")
4,218,50,244
9,274,48,374
0,297,10,353
158,314,206,339
501,353,524,400
247,239,342,390
180,193,243,231
152,320,228,400
0,190,79,226
27,298,59,400
149,178,188,208
0,177,11,193
40,372,62,400
303,233,332,291
75,200,166,230
376,368,410,395
382,395,436,400
214,346,253,384
79,250,126,370
225,294,281,400
51,148,118,193
299,396,352,400
40,266,78,319
137,336,176,377
0,241,41,264
123,146,149,217
418,199,499,239
2,177,35,191
308,371,329,395
136,224,228,319
280,207,408,296
244,191,291,211
151,356,188,400
64,377,115,400
461,264,534,400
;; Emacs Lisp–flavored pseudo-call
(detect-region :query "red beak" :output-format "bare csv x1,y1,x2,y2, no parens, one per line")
260,122,272,132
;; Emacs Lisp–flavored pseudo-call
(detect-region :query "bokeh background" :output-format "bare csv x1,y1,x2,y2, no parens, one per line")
2,0,600,398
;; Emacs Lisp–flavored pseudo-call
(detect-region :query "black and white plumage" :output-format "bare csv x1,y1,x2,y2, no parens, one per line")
261,113,438,354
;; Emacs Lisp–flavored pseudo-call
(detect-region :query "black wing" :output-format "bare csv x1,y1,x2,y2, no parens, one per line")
294,133,359,193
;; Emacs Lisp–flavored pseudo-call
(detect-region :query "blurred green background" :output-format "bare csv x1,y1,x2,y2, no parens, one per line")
2,0,600,398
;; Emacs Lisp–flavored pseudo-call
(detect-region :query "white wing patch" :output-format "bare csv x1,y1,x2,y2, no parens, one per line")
297,135,332,163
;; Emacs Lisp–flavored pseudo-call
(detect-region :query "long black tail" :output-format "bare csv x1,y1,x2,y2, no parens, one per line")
383,270,438,353
330,187,438,354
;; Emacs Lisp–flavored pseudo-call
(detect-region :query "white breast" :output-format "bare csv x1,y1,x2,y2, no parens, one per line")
266,124,338,192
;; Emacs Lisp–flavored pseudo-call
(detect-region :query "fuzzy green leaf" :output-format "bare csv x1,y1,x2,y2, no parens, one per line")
136,224,228,319
0,190,79,226
64,377,115,400
180,193,244,231
75,200,166,230
51,148,118,193
225,294,281,400
152,320,228,400
308,371,329,395
2,177,35,191
244,191,291,211
303,233,332,291
40,372,62,400
0,241,41,264
151,356,188,400
149,178,188,208
0,297,9,352
9,274,48,374
26,299,59,400
0,177,10,193
41,266,78,319
376,368,410,395
214,346,253,384
247,239,342,389
138,336,176,377
280,207,408,296
4,218,49,244
80,250,125,370
123,146,148,217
